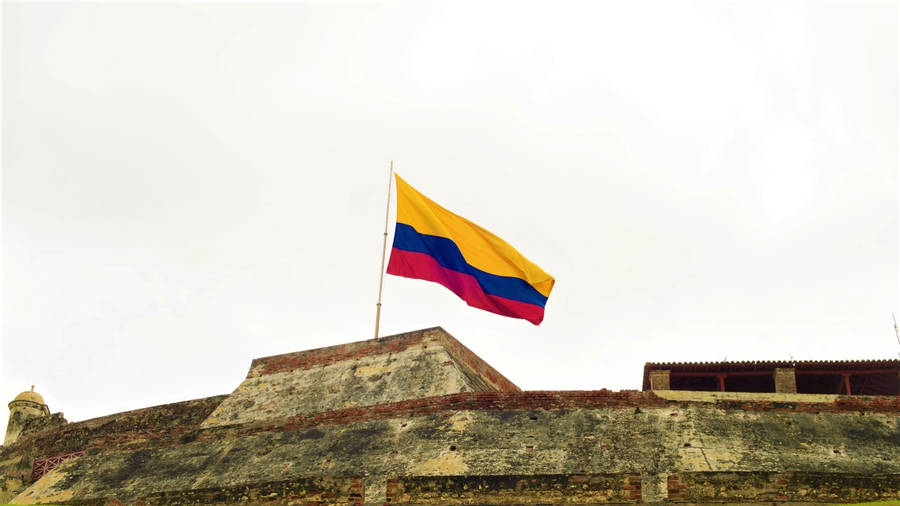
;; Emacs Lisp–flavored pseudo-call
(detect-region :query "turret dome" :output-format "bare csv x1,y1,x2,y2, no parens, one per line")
11,386,45,406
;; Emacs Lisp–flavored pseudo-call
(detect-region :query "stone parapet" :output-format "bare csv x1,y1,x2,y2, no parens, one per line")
773,368,797,394
649,370,670,391
9,401,900,504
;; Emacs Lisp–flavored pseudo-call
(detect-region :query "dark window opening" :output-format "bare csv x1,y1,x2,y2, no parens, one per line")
724,374,774,393
849,372,899,396
670,375,719,391
796,374,844,394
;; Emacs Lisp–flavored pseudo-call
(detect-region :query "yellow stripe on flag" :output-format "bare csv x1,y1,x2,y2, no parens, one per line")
394,174,554,298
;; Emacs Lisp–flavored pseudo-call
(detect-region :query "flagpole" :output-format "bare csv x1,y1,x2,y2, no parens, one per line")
374,161,393,338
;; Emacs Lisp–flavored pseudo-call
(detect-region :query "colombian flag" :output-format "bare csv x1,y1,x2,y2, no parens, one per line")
387,174,554,325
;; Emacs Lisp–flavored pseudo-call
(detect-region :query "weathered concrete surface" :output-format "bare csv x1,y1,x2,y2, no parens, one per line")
201,328,518,428
10,394,900,504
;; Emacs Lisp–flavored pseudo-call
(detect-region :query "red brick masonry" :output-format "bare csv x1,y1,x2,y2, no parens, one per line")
12,390,899,460
248,330,427,377
276,390,900,431
246,327,520,393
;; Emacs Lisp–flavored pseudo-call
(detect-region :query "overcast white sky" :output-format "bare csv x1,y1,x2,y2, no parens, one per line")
2,1,898,438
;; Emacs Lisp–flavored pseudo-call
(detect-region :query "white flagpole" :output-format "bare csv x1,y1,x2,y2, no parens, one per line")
374,161,393,338
893,313,899,346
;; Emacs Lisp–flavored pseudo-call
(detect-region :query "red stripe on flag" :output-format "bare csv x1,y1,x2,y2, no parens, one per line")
387,248,545,325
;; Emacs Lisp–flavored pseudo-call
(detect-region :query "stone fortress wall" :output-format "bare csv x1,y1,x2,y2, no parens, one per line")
1,327,898,504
